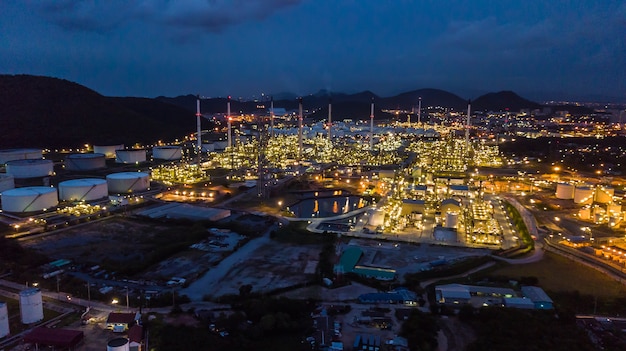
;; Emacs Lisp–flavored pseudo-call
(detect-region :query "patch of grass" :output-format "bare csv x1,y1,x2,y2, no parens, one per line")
487,251,626,298
270,222,329,245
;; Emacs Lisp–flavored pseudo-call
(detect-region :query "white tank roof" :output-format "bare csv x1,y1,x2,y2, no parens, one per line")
2,186,56,197
59,178,107,187
67,153,106,159
6,159,51,166
107,172,149,180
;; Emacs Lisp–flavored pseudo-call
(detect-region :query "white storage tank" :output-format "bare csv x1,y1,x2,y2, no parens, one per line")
595,186,614,204
59,179,108,202
0,302,9,338
202,143,215,152
574,186,594,204
116,149,147,164
1,187,58,213
214,141,228,151
0,148,42,164
94,144,124,159
19,288,43,324
6,159,54,179
153,146,183,160
65,153,106,171
0,174,15,193
607,203,622,214
555,183,575,200
367,208,385,227
107,337,130,351
578,206,591,220
107,172,150,194
444,212,459,229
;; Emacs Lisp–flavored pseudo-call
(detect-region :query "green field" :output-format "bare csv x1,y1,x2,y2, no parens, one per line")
489,251,626,298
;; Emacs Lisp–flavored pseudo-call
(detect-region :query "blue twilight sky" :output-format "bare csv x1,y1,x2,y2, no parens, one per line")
1,0,624,101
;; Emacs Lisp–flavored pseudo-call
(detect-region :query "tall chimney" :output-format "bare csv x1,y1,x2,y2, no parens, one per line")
465,99,471,147
370,98,375,150
298,97,303,160
196,96,202,160
270,97,275,138
227,96,232,149
327,98,332,142
418,97,422,125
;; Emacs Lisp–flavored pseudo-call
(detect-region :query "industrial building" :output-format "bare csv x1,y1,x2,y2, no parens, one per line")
336,246,396,281
435,284,553,310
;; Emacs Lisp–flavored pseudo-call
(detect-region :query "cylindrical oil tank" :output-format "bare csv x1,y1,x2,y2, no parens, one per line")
607,203,621,214
107,338,130,351
594,212,604,224
595,186,614,204
152,146,182,160
0,149,42,164
1,187,58,212
93,145,124,158
574,186,594,204
214,141,228,150
106,172,150,194
555,183,575,200
19,288,43,324
115,149,146,164
578,207,591,220
202,143,215,152
368,208,385,227
0,302,9,338
59,179,108,202
0,174,15,193
6,159,54,179
65,153,106,171
444,212,459,228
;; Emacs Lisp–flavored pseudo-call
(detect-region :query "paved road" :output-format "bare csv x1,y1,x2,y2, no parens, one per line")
181,225,275,301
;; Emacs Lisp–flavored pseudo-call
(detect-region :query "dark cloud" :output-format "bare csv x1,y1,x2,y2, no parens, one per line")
33,0,302,33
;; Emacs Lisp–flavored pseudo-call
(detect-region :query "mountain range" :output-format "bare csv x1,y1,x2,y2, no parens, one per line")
0,74,562,148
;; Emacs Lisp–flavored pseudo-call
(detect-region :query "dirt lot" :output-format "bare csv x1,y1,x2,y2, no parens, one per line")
201,241,322,298
21,217,172,266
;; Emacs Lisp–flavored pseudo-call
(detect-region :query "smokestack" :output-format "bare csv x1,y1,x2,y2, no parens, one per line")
270,97,275,139
465,99,471,146
327,98,332,141
418,97,422,125
227,96,232,150
298,97,303,160
370,97,375,151
196,96,202,158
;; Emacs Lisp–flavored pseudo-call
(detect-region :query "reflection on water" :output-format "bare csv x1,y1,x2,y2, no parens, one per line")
290,196,368,218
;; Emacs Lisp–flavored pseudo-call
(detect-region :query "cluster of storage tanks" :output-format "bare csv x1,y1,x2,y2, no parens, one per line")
0,172,151,213
0,144,185,213
0,288,46,338
555,183,615,205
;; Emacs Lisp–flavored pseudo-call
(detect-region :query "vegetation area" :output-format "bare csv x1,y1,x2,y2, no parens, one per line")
503,201,534,251
148,297,315,351
399,309,440,351
461,307,596,351
404,255,493,284
483,251,626,315
0,236,49,280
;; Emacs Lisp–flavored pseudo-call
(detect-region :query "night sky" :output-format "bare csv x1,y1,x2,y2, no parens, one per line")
1,0,624,101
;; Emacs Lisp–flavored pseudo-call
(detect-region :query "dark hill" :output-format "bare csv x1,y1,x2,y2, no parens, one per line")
472,91,541,112
0,75,200,148
381,89,467,110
